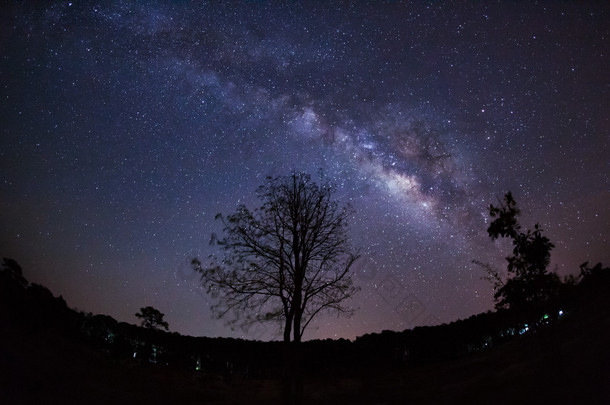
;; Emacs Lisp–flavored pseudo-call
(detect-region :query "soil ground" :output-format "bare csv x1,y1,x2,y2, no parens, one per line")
1,304,609,404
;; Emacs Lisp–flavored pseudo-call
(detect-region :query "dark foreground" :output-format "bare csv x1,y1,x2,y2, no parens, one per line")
2,296,609,405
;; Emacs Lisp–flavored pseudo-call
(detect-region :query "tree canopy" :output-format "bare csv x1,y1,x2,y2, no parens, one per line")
1,257,28,289
484,192,560,310
135,306,169,331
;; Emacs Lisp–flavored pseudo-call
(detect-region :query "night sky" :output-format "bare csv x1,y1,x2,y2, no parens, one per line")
1,2,608,341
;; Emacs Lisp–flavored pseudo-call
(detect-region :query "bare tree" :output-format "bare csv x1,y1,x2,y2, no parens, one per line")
192,171,360,343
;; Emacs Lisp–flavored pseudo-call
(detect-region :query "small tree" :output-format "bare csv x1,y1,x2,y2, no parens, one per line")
135,306,169,331
1,257,28,289
483,192,560,310
192,171,360,343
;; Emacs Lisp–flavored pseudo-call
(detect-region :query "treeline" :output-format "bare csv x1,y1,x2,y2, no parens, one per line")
2,258,609,379
0,258,284,378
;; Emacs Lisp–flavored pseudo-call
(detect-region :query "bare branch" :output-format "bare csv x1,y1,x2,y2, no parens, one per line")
193,171,361,342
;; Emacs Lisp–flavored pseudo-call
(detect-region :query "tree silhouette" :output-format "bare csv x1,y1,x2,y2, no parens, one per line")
193,171,360,403
484,192,560,310
1,257,28,289
193,171,360,343
135,306,169,331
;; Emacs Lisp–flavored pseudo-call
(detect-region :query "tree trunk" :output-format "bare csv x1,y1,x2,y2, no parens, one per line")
283,312,293,343
292,340,303,404
282,340,303,405
290,308,303,404
281,307,303,405
282,311,302,404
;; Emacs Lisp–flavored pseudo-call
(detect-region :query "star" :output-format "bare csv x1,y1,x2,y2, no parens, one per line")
1,1,608,340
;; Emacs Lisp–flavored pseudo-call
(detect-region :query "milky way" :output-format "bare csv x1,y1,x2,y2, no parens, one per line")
1,2,608,340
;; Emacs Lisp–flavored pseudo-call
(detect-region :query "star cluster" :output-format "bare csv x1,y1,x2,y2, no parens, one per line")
1,2,608,340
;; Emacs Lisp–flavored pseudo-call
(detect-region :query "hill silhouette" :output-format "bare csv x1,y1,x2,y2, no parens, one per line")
1,259,609,404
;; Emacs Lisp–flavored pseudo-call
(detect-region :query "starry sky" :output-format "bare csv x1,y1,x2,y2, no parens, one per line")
1,1,608,341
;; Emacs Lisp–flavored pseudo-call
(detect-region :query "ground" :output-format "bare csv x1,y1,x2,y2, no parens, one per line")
1,302,609,404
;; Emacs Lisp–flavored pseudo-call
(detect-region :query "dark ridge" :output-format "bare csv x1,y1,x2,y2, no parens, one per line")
1,259,609,404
